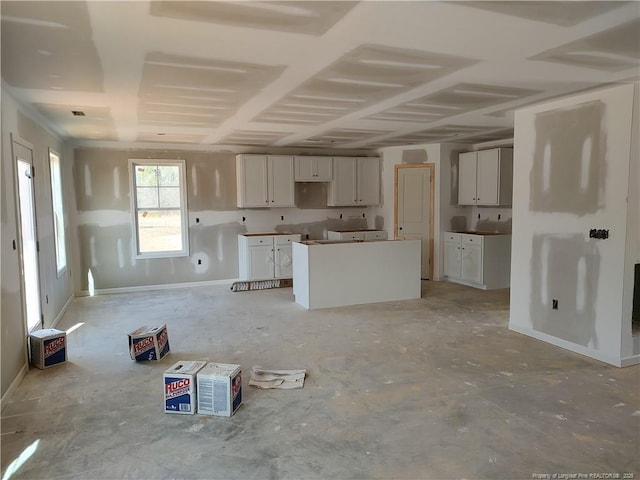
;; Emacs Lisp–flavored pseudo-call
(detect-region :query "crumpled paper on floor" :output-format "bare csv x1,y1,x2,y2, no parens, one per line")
249,367,306,389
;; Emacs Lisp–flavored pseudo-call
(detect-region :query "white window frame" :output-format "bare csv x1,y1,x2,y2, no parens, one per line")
48,148,67,277
128,159,189,260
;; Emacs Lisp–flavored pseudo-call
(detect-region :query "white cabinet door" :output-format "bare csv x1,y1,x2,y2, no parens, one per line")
314,157,333,181
237,155,269,207
328,157,358,206
444,241,461,278
294,156,314,181
458,152,478,205
461,243,483,284
357,157,380,205
476,149,500,205
268,155,295,207
457,149,513,206
328,157,380,206
274,244,293,278
294,156,332,182
248,244,275,280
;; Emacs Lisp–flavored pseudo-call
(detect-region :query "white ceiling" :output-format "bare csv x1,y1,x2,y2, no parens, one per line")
2,1,639,151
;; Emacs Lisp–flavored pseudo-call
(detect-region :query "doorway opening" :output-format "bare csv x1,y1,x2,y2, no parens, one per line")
13,135,43,332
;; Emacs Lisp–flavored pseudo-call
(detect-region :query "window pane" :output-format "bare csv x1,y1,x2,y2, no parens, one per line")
136,165,158,186
158,166,179,186
49,151,67,273
136,187,158,208
137,210,183,253
158,186,181,208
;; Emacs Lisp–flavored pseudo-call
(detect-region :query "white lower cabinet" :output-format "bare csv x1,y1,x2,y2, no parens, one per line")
443,232,511,290
238,234,301,281
327,230,388,241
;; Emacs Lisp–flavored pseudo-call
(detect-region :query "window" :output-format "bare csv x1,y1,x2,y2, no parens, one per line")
49,149,67,276
129,159,189,259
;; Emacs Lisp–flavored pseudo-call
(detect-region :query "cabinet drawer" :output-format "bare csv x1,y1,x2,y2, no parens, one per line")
462,234,483,247
246,236,274,247
275,234,301,245
445,232,462,243
364,231,387,240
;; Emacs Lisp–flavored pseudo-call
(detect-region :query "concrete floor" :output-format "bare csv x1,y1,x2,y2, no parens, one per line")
2,281,639,480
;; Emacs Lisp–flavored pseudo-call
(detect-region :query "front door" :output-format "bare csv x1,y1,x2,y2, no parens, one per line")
12,134,43,332
395,164,434,279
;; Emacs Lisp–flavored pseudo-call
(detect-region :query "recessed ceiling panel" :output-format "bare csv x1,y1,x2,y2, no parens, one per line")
290,128,393,147
138,52,285,128
150,1,357,35
221,130,293,146
255,44,477,126
380,124,505,146
1,1,103,91
457,1,627,27
531,19,640,72
34,104,117,140
136,133,206,144
367,83,539,123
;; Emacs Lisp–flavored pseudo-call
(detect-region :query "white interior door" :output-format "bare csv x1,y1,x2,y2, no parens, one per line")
395,164,434,279
13,135,43,332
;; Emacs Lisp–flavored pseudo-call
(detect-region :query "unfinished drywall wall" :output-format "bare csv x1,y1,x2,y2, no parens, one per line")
469,206,512,233
530,233,600,347
509,83,637,366
1,90,73,406
72,148,380,292
529,101,606,215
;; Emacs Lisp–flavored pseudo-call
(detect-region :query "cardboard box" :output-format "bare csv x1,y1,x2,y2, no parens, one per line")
30,328,67,369
164,360,207,414
197,363,242,417
128,325,170,361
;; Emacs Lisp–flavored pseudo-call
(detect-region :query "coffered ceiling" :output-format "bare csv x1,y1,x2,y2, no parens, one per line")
1,1,639,150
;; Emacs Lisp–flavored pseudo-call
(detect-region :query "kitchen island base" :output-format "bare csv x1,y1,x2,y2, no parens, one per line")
292,240,421,309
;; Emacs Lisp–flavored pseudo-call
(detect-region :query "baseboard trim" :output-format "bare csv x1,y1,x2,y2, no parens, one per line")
620,354,640,367
1,363,28,412
76,278,238,297
49,294,74,329
508,323,624,367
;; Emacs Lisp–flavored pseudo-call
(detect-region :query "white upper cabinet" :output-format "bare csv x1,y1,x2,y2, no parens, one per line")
236,154,295,208
458,148,513,206
328,157,380,206
294,156,332,182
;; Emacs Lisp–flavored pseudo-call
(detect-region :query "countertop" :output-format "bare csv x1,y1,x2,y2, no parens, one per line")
449,231,511,236
328,229,383,233
240,232,298,237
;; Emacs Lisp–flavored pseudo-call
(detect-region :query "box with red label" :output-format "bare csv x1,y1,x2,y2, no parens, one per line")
30,328,67,369
128,325,170,362
164,360,207,414
197,363,242,417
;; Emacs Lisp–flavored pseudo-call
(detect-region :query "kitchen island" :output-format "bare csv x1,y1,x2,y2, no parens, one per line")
292,239,421,309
